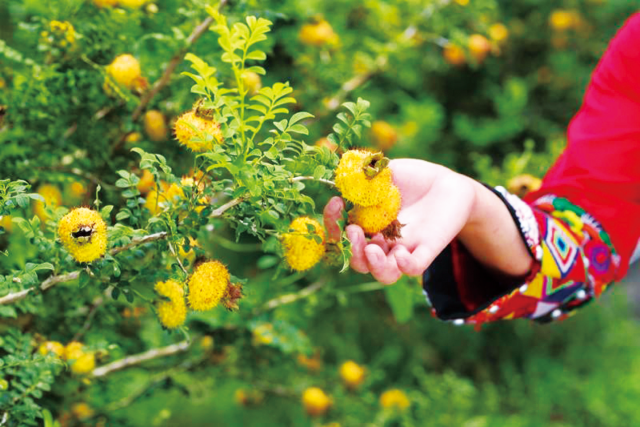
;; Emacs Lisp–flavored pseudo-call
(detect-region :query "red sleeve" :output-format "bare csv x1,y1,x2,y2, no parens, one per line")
526,13,640,278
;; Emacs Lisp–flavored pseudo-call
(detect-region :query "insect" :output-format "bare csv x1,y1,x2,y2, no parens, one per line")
71,224,95,244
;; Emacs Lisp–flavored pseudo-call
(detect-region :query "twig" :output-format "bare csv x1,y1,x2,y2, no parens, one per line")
92,340,190,378
72,296,105,342
0,197,242,306
168,242,189,275
291,176,335,187
259,280,327,312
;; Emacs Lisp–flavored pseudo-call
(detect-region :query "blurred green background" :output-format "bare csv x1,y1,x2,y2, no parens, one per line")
2,0,640,426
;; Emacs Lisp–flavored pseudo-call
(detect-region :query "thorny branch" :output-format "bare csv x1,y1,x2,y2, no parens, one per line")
92,340,190,378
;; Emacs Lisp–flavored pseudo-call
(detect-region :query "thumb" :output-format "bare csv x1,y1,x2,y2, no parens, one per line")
323,196,345,241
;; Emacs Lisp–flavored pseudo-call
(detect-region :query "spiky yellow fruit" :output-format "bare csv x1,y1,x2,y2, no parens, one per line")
335,149,393,207
106,54,141,90
64,342,85,361
371,121,398,151
299,19,339,46
348,185,401,235
302,387,332,417
125,132,143,144
339,360,366,389
282,217,325,271
174,111,224,152
380,389,410,410
34,184,63,221
443,43,466,66
38,341,65,357
71,352,95,375
144,110,168,142
188,261,230,311
58,208,108,263
155,280,187,329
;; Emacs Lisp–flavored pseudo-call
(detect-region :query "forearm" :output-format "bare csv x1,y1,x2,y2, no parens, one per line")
457,176,533,277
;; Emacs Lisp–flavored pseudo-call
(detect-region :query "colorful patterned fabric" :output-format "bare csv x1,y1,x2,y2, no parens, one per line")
422,189,621,327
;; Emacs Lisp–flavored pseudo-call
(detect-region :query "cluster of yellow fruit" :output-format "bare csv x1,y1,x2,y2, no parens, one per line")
281,217,327,271
104,54,147,95
299,18,339,47
57,207,108,263
335,149,402,239
155,260,243,329
443,24,509,67
40,20,76,50
39,340,96,375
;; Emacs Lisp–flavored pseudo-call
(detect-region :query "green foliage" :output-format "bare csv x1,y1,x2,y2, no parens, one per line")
0,0,638,426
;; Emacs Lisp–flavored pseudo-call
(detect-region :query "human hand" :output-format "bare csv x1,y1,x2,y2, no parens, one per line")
323,159,476,284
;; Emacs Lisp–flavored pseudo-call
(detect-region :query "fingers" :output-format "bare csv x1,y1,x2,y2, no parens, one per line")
364,245,402,285
323,197,345,241
346,225,370,274
395,244,434,276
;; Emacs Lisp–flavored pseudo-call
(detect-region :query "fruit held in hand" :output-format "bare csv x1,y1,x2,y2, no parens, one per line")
58,208,107,263
335,149,393,207
348,185,401,235
282,217,325,271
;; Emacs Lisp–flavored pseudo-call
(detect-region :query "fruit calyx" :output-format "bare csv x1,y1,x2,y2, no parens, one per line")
363,152,390,179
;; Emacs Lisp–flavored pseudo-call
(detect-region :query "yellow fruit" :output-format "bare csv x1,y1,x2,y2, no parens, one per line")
380,389,410,410
302,387,332,417
34,184,63,222
200,335,214,350
240,70,262,95
371,121,398,151
443,43,466,66
468,34,491,63
188,261,230,311
71,402,94,420
0,215,12,233
335,149,393,207
106,54,141,90
58,208,108,263
136,169,155,195
348,185,401,235
144,110,168,142
144,183,184,215
252,323,275,345
125,132,143,144
506,174,542,198
69,181,86,199
339,360,366,389
549,10,579,31
71,352,96,375
282,217,325,271
38,341,65,357
155,280,187,329
118,0,148,8
64,342,85,361
174,111,224,152
299,19,339,46
489,23,509,43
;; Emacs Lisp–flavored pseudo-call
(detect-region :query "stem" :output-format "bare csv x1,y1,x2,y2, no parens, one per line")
92,340,190,378
291,176,335,187
168,242,189,276
258,280,327,313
